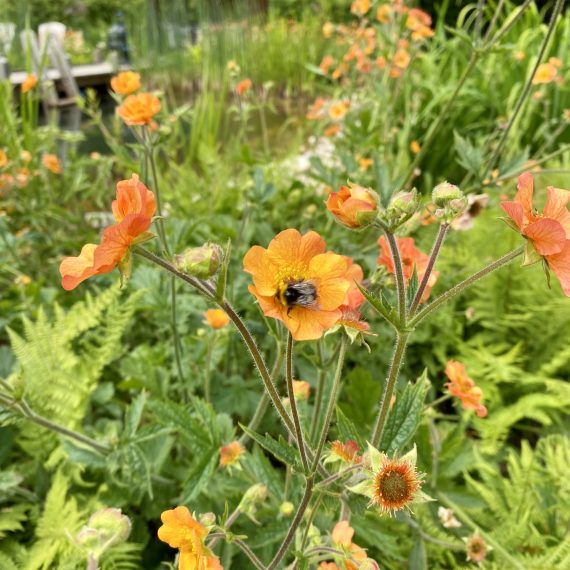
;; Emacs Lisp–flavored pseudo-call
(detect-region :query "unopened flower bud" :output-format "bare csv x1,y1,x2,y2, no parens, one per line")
174,243,223,279
238,484,268,522
280,501,295,517
326,183,379,229
389,189,418,214
87,508,132,547
432,182,463,207
199,512,216,527
292,380,310,401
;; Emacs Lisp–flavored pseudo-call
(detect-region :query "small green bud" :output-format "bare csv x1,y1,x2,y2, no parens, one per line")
174,243,223,279
432,182,463,208
199,512,216,527
238,484,268,523
389,189,419,215
280,501,295,517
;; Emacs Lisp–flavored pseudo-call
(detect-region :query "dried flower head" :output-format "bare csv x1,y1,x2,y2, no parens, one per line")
437,506,462,528
464,531,491,564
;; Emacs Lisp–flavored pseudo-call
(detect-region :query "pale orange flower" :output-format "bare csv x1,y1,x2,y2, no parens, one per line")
20,150,32,163
21,74,38,93
406,8,434,40
236,78,252,96
501,172,570,296
332,520,354,547
351,0,370,16
328,100,350,120
358,157,373,171
157,506,222,570
319,55,335,74
444,360,487,418
532,63,558,85
117,93,161,126
204,309,230,329
60,174,156,290
219,441,245,467
322,22,335,38
110,71,141,95
0,149,8,168
376,55,387,69
306,97,327,120
292,380,310,401
326,183,378,229
376,4,391,23
329,440,362,464
243,229,353,341
377,236,438,302
335,258,371,334
318,563,339,570
393,48,411,69
42,153,62,174
410,140,421,154
324,124,341,137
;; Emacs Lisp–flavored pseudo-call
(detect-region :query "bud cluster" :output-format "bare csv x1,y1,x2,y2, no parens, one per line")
431,182,467,222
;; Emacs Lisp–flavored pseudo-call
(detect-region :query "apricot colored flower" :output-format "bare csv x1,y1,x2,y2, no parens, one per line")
376,4,391,23
327,440,362,465
21,150,32,163
42,153,62,174
21,74,38,93
445,360,487,418
60,174,156,290
306,97,327,120
332,520,354,547
327,183,379,229
0,149,8,168
319,563,339,570
292,380,310,401
320,55,335,74
406,9,434,40
392,49,410,69
350,444,424,515
358,157,373,171
532,63,558,85
236,78,252,96
324,124,341,137
117,93,161,126
328,100,349,120
110,71,141,95
157,506,222,570
351,0,370,16
322,22,335,38
377,236,438,302
204,309,230,329
501,172,570,296
219,441,245,467
243,229,352,341
515,50,526,61
410,140,421,154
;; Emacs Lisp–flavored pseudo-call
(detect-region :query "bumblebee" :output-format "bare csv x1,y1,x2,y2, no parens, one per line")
278,281,318,313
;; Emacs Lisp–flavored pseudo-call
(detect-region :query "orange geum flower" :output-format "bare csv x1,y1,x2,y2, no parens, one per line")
406,8,434,40
501,172,570,296
158,506,222,570
322,21,335,38
21,74,38,93
243,229,353,341
326,183,379,229
319,55,335,74
376,4,391,23
204,309,230,329
292,380,310,401
60,174,156,291
110,71,141,95
445,360,487,418
332,520,355,547
324,124,341,137
117,92,161,126
236,78,252,96
349,444,424,515
410,140,421,154
326,440,362,465
328,100,350,120
42,153,62,174
318,563,339,570
219,441,245,468
378,235,438,302
393,48,411,69
351,0,370,16
0,149,8,168
532,62,558,85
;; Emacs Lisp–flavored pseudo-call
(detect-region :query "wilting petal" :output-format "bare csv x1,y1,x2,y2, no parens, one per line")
523,218,566,255
546,241,570,297
60,243,98,291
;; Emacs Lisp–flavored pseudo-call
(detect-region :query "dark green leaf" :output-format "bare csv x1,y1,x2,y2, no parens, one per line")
240,424,302,471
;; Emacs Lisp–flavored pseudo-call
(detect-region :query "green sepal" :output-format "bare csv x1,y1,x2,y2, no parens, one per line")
522,240,542,266
216,239,232,303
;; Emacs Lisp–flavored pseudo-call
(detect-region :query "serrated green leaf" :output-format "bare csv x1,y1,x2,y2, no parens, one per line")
240,424,302,470
335,407,365,446
124,393,146,440
355,282,399,327
380,370,430,455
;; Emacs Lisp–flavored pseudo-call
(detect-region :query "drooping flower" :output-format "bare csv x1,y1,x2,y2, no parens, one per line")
444,360,487,418
501,172,570,296
110,71,141,95
326,183,379,229
464,531,491,564
204,309,230,329
21,74,38,93
243,229,353,341
117,93,161,126
235,78,252,96
349,444,424,515
219,441,245,468
157,506,222,570
60,174,156,290
377,236,438,302
42,153,62,174
532,62,558,85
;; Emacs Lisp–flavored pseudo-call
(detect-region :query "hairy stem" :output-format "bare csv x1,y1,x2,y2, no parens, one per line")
208,532,266,570
268,476,314,570
382,228,407,324
370,333,409,447
207,509,241,549
286,333,310,473
410,245,525,328
409,224,449,317
309,341,326,444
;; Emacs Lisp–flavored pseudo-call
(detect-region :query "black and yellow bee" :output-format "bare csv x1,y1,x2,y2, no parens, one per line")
278,281,318,313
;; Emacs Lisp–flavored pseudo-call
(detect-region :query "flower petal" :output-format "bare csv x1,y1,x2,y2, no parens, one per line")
523,218,566,255
515,172,534,223
60,243,99,291
243,247,279,296
546,241,570,296
500,201,525,230
544,186,570,237
282,306,341,341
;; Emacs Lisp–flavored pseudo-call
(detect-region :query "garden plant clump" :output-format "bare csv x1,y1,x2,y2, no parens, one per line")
1,0,570,569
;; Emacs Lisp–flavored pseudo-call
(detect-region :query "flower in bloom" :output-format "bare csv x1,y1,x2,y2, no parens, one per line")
332,520,354,547
21,150,32,163
410,140,421,154
324,124,341,137
306,97,328,120
326,440,362,465
501,172,570,296
236,78,252,96
377,4,391,23
322,21,334,38
60,174,156,290
292,380,310,401
243,229,353,341
465,531,491,563
219,441,245,468
117,93,161,126
326,183,379,229
0,149,8,168
21,74,38,93
320,55,335,74
377,236,438,302
349,444,424,515
110,71,141,95
328,521,378,570
157,507,222,570
392,48,411,69
438,506,462,529
204,309,230,329
318,563,339,570
406,8,434,40
514,50,526,61
328,100,350,121
532,63,558,85
351,0,370,16
42,153,62,174
444,360,487,418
